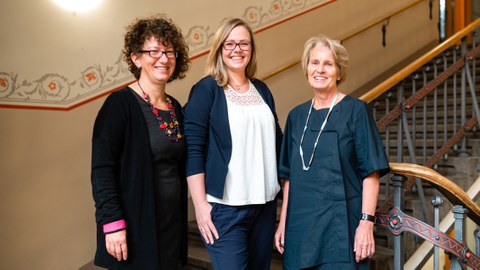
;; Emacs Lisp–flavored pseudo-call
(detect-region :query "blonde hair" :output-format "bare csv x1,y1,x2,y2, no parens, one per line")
205,18,257,88
301,35,349,85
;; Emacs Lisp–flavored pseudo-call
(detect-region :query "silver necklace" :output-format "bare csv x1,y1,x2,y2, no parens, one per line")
229,79,248,91
299,92,339,171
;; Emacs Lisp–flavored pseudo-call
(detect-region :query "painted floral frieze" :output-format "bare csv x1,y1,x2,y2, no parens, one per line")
0,0,328,109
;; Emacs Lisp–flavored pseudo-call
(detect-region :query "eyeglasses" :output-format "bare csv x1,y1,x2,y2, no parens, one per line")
139,50,178,59
223,41,251,51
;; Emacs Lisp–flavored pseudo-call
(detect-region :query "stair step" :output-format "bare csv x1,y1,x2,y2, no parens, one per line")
185,242,213,270
370,245,394,270
185,241,283,270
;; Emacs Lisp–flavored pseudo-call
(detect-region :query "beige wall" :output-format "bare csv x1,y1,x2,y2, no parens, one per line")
0,0,439,269
0,104,99,269
264,0,439,124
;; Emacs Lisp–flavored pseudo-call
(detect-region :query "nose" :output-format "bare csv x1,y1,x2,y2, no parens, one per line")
232,43,242,52
315,64,325,73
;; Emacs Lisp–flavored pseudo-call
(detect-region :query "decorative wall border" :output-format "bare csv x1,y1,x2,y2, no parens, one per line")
0,54,132,110
0,0,335,110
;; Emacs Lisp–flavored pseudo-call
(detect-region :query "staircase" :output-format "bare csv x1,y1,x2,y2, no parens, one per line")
367,42,480,269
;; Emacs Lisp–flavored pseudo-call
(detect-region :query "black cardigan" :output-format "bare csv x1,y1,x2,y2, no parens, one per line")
91,87,187,269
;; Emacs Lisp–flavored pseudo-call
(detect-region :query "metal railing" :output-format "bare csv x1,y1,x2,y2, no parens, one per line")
365,17,480,270
377,163,480,270
371,18,480,223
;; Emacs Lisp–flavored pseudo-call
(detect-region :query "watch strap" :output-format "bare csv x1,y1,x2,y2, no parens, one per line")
360,213,376,223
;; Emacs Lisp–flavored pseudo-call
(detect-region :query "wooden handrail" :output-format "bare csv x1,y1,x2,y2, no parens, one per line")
341,0,424,42
360,17,480,103
261,0,427,82
389,162,480,225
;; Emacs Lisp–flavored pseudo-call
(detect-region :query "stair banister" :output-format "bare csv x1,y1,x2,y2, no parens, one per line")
378,163,480,269
360,18,480,103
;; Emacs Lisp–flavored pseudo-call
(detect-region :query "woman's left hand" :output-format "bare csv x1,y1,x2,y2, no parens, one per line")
355,172,379,262
353,220,375,262
105,229,128,261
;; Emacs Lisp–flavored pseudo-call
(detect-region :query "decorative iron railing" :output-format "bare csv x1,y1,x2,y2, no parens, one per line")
367,18,480,230
364,17,480,270
377,163,480,270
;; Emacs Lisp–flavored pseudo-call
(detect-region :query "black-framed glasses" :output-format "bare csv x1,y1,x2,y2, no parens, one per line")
223,41,251,51
139,50,178,59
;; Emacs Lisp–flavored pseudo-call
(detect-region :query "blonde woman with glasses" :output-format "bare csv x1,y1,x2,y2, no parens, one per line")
183,18,282,270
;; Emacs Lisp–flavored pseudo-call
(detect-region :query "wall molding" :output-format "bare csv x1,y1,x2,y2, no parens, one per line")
0,0,334,110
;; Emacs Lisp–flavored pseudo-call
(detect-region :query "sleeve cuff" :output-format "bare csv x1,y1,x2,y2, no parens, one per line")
103,219,126,234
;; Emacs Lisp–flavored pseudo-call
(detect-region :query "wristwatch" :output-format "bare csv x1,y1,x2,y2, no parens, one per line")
360,213,376,223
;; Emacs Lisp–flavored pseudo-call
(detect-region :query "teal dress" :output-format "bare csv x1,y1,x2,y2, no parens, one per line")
279,96,389,270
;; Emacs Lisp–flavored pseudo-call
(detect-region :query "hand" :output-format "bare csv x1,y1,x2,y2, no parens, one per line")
274,223,285,254
354,220,375,262
275,179,289,255
105,230,128,261
195,201,219,244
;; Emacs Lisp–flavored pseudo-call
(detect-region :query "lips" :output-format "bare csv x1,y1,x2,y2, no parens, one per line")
313,75,328,80
230,56,244,61
154,66,169,71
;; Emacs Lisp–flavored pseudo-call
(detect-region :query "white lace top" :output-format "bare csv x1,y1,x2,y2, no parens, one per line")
207,81,280,205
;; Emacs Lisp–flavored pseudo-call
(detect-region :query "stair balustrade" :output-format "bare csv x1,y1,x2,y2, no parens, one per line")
376,163,480,270
365,18,480,270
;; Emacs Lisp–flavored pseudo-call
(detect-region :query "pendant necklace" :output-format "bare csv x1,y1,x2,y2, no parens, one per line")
137,81,182,142
230,79,248,91
299,92,339,171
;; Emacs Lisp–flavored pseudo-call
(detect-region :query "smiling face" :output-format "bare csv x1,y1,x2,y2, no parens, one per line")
132,36,176,85
221,25,252,75
307,45,340,93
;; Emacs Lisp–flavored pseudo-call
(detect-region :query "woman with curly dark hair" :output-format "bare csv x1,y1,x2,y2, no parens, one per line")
91,14,190,269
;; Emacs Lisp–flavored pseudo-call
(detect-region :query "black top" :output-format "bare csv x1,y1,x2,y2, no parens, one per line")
132,89,185,269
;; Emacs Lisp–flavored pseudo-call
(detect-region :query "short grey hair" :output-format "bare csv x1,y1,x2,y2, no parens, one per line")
301,35,349,85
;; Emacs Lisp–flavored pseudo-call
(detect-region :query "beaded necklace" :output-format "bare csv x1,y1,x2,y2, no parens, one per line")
137,81,182,142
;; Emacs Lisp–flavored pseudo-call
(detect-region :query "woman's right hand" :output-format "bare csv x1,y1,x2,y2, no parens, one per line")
195,201,219,245
274,222,285,254
275,179,290,254
105,230,128,261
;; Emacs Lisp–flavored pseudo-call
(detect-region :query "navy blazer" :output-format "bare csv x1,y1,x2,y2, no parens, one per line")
183,76,283,199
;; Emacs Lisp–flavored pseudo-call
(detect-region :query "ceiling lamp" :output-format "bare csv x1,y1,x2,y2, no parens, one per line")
52,0,103,13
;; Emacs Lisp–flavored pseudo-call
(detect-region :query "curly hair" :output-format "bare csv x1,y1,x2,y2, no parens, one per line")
123,14,190,82
301,35,349,86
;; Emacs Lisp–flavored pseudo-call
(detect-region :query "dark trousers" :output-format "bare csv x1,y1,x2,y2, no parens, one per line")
203,200,277,270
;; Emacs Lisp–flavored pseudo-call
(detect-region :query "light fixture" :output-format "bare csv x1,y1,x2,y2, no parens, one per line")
52,0,103,13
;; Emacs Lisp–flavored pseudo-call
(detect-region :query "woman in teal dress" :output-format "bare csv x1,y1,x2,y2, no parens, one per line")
274,35,389,270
